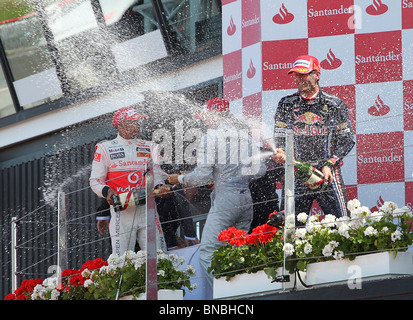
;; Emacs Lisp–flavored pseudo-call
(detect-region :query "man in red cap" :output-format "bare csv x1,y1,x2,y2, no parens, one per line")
167,97,266,285
273,55,355,220
89,106,167,255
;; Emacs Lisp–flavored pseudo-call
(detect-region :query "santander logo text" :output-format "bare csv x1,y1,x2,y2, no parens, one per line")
366,0,388,15
320,49,342,70
273,3,294,24
355,51,401,65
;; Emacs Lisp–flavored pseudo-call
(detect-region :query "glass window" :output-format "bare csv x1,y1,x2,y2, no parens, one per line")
102,0,160,41
0,0,222,120
0,64,15,117
0,1,63,110
160,0,221,53
102,0,168,73
46,0,168,90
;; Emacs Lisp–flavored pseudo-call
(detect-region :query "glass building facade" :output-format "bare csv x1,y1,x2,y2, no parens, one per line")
0,0,222,121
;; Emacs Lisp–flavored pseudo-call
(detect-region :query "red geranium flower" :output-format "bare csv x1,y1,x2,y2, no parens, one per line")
218,226,247,246
4,294,16,300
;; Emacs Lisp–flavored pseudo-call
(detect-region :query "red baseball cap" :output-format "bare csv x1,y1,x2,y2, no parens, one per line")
112,107,148,127
195,98,230,119
288,55,321,74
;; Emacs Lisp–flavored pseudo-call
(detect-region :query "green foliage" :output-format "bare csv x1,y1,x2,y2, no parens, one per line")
0,0,34,21
209,229,284,281
292,200,413,272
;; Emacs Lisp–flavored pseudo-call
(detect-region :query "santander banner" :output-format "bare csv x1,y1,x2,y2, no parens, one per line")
222,0,413,213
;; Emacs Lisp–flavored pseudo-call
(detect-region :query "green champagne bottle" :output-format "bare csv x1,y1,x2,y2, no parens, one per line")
294,160,326,191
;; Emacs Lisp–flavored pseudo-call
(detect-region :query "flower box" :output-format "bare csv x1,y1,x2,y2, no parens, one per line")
306,252,413,287
119,289,184,300
213,269,300,299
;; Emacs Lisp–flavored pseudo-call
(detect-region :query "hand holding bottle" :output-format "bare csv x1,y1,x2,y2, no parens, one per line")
167,174,180,184
321,166,334,185
272,148,286,164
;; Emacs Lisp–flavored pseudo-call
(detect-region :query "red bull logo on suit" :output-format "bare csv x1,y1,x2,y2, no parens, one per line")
293,112,327,135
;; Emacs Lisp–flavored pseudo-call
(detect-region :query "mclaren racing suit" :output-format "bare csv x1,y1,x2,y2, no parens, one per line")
274,89,355,218
90,134,167,255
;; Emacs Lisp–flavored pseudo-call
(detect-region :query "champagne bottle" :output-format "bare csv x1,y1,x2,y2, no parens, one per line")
112,190,145,212
294,160,325,191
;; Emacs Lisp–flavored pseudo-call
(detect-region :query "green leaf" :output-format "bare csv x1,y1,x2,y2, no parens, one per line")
296,260,307,272
263,268,278,280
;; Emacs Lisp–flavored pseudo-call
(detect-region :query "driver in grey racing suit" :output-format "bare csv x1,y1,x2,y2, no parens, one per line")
167,98,266,285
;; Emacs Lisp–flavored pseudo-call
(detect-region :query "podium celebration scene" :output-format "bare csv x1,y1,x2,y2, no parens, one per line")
1,0,413,304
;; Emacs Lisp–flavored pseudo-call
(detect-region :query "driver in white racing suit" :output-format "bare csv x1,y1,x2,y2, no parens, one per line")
90,106,167,255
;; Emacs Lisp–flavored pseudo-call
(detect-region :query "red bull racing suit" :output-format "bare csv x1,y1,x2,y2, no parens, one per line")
274,89,355,218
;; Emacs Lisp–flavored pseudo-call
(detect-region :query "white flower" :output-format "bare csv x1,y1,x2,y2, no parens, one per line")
349,216,365,229
333,250,344,261
306,217,322,233
382,226,389,232
186,265,197,276
336,216,350,227
50,289,60,300
364,226,378,237
283,243,295,257
190,283,198,290
338,224,350,239
304,243,313,254
370,211,382,222
297,212,308,223
123,250,138,261
351,206,366,219
391,230,402,242
157,270,166,277
31,284,44,300
134,258,146,270
81,268,91,278
362,206,371,216
285,214,296,229
43,277,58,290
107,253,125,269
322,241,339,257
157,250,169,261
169,253,179,262
322,214,337,228
393,206,411,217
296,228,307,239
322,245,333,257
380,201,397,215
83,279,94,288
308,215,318,223
347,199,361,212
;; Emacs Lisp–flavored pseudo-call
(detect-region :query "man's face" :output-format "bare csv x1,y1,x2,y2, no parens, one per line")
294,71,320,95
117,120,141,139
200,111,220,129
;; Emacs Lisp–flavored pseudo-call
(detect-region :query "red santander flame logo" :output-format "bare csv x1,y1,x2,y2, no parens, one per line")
272,3,294,24
366,0,388,15
320,49,342,70
227,16,236,36
370,196,384,212
246,58,256,79
368,95,390,116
